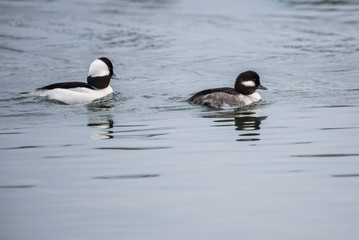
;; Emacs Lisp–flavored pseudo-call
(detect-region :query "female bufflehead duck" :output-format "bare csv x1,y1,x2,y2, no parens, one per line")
31,57,115,105
185,71,267,109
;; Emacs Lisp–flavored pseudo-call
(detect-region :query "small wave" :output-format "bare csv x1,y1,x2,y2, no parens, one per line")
291,153,359,158
95,146,171,150
93,174,159,180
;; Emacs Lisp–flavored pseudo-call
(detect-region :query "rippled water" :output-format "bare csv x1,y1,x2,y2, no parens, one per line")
1,0,359,239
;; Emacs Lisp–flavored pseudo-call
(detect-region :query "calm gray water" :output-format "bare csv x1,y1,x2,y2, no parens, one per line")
1,0,359,239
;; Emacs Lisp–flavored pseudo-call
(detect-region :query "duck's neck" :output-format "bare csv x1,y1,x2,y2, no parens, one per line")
87,75,111,89
234,86,256,95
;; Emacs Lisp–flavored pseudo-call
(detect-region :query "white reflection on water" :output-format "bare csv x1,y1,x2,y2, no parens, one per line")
88,114,114,140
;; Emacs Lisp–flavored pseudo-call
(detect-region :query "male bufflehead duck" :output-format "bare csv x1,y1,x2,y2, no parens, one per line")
185,71,267,109
31,57,115,105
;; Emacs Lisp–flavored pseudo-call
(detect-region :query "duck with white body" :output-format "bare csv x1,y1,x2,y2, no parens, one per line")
31,57,115,105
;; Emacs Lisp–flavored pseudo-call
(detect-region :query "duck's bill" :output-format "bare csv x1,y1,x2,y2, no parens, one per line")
112,73,120,80
258,84,268,90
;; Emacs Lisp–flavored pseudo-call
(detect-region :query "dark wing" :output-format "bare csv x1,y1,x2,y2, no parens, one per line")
186,87,238,102
37,82,95,90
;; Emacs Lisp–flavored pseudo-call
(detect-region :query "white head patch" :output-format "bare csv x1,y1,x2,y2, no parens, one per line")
88,59,110,77
242,80,256,87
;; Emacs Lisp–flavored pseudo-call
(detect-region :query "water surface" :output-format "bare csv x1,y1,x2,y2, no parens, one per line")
1,0,359,239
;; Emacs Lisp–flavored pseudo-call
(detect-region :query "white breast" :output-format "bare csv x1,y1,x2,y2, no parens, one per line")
32,86,113,105
245,92,262,103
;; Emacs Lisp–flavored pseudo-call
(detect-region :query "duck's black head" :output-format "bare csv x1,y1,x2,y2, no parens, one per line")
234,70,267,95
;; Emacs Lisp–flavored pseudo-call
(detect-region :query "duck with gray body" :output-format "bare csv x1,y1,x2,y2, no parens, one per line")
186,71,267,109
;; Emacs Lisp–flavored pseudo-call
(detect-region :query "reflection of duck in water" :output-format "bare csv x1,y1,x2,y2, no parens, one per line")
87,115,114,140
234,113,267,131
234,111,267,141
207,109,267,142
